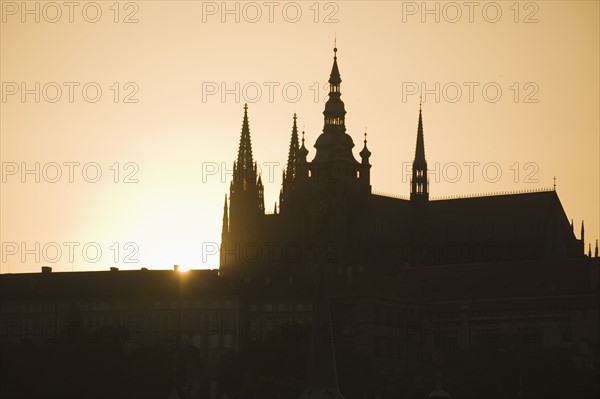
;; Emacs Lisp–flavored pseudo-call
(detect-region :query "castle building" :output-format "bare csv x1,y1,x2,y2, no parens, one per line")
1,46,598,399
220,46,585,280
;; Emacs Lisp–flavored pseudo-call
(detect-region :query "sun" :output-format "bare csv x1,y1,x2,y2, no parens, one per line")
177,265,191,272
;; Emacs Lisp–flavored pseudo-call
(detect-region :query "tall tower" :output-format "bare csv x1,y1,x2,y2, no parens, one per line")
359,130,371,185
410,102,429,202
306,45,370,189
221,194,228,242
279,113,300,212
297,45,370,243
312,46,356,164
222,104,265,268
581,221,585,253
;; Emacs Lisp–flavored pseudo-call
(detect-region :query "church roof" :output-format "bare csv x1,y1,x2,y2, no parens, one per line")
423,190,568,239
367,190,581,263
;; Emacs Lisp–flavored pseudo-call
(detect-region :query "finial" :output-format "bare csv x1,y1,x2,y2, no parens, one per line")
553,176,556,190
333,35,338,58
364,127,368,144
244,103,248,111
302,130,305,144
419,95,422,110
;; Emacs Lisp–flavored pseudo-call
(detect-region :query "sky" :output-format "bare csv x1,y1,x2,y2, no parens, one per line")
1,0,598,273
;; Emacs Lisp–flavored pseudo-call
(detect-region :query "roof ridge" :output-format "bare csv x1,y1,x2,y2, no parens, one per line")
430,187,554,201
372,190,410,200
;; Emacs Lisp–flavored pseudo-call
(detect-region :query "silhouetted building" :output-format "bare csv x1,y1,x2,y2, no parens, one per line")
220,47,585,279
1,46,599,399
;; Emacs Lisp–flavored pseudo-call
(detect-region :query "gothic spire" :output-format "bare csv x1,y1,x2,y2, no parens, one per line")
411,101,429,202
581,221,585,246
221,195,229,237
286,113,300,182
236,103,256,182
414,100,426,168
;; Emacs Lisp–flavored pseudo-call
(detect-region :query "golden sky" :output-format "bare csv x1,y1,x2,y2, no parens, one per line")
1,0,598,273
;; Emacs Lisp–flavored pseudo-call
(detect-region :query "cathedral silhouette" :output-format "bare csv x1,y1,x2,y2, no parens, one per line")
220,46,586,279
0,46,598,399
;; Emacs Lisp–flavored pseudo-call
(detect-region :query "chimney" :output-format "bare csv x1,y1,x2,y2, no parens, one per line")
110,267,119,272
141,267,148,271
174,264,180,272
41,266,52,274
